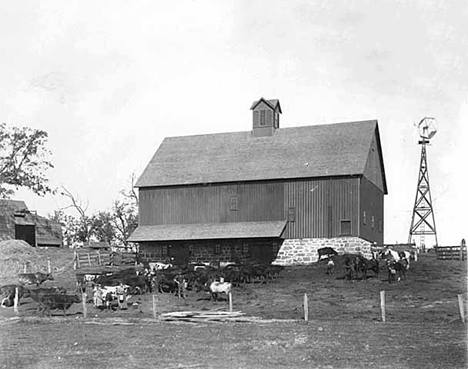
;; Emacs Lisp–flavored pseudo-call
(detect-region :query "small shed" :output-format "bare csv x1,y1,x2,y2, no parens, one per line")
0,199,63,247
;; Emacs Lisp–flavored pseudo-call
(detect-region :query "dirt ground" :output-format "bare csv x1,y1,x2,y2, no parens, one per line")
0,249,467,368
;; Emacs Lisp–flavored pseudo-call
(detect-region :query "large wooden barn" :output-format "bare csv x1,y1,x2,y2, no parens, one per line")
129,98,387,265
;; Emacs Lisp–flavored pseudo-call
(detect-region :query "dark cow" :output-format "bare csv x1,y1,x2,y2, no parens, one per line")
18,272,54,287
357,257,380,280
0,285,30,307
37,294,81,316
27,286,68,313
317,247,338,262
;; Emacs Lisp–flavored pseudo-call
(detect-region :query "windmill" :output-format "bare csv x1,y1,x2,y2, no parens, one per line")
408,117,439,250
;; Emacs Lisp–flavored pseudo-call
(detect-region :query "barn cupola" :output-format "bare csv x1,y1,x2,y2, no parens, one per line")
250,98,282,137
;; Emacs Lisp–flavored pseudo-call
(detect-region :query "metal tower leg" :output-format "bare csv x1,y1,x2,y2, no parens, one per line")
408,140,438,248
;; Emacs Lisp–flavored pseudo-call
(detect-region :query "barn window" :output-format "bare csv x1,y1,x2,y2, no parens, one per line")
214,243,221,254
363,211,367,225
267,110,272,125
161,245,168,256
188,244,194,254
340,220,352,236
243,242,249,254
260,110,266,125
371,216,375,229
253,110,259,125
288,207,296,222
229,196,238,211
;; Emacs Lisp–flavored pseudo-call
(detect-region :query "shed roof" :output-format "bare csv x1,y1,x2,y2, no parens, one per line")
128,220,287,242
136,120,384,188
35,215,63,246
0,199,28,214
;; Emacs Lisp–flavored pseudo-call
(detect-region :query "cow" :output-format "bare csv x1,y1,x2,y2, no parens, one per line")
208,281,232,302
379,247,400,263
18,272,54,287
317,247,338,262
27,286,68,313
0,285,30,308
357,257,380,280
37,294,81,317
149,262,173,273
93,285,130,310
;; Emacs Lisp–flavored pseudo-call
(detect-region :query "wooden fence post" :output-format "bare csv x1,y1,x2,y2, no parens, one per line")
380,291,386,322
82,293,87,319
97,250,101,266
23,263,27,273
73,251,78,269
229,292,233,313
87,253,91,267
152,294,157,319
304,293,309,321
47,259,51,274
458,294,465,323
14,287,19,315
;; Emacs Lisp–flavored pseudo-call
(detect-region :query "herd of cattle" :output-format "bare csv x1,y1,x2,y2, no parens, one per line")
320,246,417,283
0,246,417,317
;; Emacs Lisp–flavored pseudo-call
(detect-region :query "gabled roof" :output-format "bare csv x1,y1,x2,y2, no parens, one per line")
250,98,282,113
136,120,386,191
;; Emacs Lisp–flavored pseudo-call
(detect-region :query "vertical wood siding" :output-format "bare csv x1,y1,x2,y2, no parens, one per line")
283,177,360,239
139,177,372,241
359,176,384,244
139,182,284,225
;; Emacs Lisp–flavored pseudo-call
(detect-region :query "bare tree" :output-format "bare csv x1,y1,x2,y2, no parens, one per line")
60,186,92,243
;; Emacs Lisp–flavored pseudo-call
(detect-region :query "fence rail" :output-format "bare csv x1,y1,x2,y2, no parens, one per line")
435,245,467,261
73,249,137,269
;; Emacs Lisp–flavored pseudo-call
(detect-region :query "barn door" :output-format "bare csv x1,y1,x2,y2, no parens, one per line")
169,244,189,266
15,224,36,247
250,241,274,263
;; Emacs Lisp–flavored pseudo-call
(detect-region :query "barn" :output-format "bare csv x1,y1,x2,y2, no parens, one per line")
0,199,63,247
129,98,387,265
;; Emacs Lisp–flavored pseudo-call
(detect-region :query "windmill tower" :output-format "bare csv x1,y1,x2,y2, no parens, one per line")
408,117,439,250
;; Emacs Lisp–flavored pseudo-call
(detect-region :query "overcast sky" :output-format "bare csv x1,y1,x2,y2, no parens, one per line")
1,0,467,246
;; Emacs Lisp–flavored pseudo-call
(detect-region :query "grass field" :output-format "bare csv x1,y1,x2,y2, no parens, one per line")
0,248,467,369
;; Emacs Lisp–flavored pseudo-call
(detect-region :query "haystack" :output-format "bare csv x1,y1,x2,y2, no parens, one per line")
0,239,50,280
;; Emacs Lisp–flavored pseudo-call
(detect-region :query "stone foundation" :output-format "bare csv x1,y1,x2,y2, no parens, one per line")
273,237,372,266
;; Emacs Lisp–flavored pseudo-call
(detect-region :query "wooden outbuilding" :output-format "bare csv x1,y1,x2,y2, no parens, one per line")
129,98,387,265
0,199,62,247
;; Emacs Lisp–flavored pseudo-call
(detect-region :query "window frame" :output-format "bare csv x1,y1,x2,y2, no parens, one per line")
340,220,352,236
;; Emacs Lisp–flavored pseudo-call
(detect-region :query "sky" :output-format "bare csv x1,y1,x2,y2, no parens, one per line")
1,0,467,246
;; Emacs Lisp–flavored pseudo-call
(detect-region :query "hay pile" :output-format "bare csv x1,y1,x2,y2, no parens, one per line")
0,239,50,280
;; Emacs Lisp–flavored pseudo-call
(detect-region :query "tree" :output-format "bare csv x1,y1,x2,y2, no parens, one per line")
57,175,139,248
60,186,92,244
0,123,54,198
90,211,115,244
